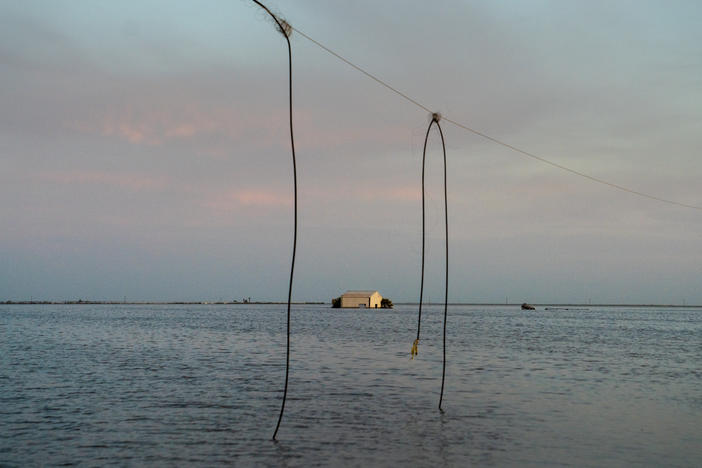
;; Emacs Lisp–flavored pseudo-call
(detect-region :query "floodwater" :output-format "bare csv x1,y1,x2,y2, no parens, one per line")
1,304,701,466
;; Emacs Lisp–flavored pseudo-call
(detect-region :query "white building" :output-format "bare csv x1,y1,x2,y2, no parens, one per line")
340,290,383,308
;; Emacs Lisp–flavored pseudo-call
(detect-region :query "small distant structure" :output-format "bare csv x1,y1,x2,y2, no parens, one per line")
521,302,536,310
340,290,383,308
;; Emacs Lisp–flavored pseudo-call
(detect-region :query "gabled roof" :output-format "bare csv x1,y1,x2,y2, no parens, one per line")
342,290,380,297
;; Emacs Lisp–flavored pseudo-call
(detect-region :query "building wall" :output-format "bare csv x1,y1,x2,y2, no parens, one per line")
340,292,383,308
341,295,369,308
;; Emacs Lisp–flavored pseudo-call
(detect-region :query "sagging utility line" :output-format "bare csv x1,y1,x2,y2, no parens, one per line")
251,0,297,441
412,113,450,412
290,25,702,212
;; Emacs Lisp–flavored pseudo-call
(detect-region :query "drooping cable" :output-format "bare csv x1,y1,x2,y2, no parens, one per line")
412,113,449,411
290,25,702,211
251,0,297,441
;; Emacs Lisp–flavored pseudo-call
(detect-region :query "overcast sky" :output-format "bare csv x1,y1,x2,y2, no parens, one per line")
2,0,701,304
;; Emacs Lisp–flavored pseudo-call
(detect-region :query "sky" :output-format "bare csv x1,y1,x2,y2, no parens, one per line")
1,0,701,304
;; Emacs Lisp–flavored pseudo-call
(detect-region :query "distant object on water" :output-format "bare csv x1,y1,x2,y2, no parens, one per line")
331,290,392,309
521,303,536,310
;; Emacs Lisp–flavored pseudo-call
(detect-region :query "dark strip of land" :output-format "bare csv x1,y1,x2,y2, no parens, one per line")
2,300,325,305
2,301,700,308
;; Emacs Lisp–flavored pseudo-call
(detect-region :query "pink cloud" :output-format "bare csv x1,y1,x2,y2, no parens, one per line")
68,102,408,152
96,113,218,146
165,123,199,138
293,110,410,150
40,170,168,191
236,190,291,206
354,186,421,202
203,189,292,214
294,185,420,208
113,123,153,145
69,104,279,149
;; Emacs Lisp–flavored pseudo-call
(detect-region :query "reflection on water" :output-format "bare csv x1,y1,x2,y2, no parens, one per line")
1,304,701,466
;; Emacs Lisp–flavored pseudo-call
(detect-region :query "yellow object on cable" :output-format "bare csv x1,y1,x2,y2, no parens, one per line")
410,339,419,359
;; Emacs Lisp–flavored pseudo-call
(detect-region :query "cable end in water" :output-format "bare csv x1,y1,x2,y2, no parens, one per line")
410,339,419,359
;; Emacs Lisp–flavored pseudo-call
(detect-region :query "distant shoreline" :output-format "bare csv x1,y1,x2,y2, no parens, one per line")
1,300,325,306
2,301,701,308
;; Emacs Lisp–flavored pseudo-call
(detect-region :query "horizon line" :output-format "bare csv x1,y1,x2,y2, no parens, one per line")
2,300,701,308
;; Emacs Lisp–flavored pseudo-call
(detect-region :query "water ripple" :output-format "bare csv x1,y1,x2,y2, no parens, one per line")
1,304,701,466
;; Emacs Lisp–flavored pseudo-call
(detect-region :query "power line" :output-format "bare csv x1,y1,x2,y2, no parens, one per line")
410,114,450,411
291,25,702,211
252,0,298,441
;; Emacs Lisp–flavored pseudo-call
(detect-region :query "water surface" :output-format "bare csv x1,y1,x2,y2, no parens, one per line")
1,304,700,466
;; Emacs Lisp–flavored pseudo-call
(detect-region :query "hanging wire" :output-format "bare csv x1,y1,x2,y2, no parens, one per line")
290,25,702,211
412,113,450,411
245,5,700,434
251,0,297,441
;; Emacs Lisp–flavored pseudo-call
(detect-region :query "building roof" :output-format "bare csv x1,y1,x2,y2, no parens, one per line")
342,290,380,297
